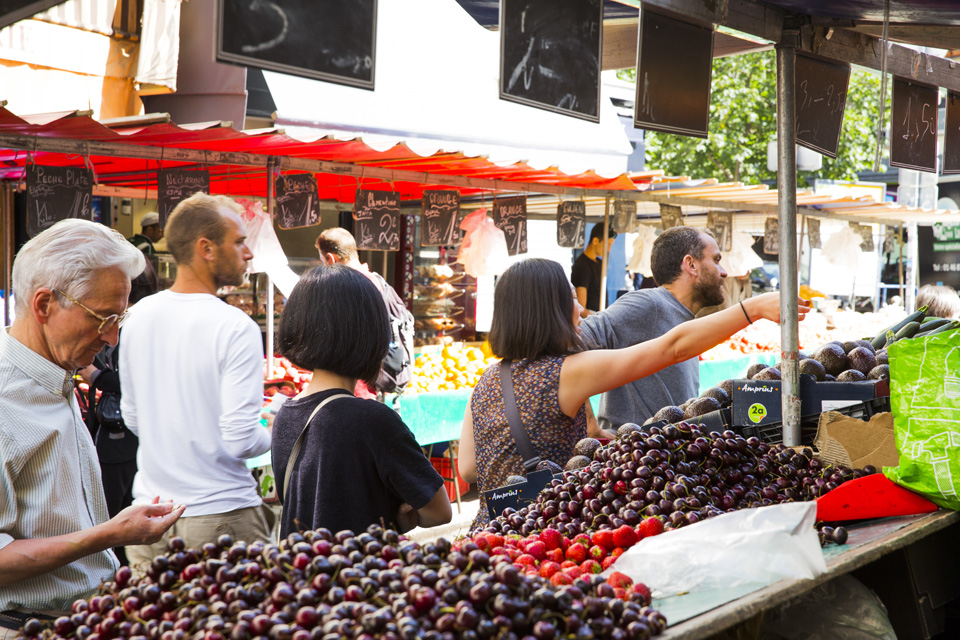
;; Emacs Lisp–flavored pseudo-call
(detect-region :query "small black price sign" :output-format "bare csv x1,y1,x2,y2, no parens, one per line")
808,217,822,250
850,222,875,252
764,217,779,255
353,189,400,251
613,200,637,234
890,77,939,173
484,470,553,520
706,211,733,251
26,165,93,237
659,203,683,230
794,53,850,159
421,190,461,247
943,91,960,175
158,169,210,227
275,173,321,229
493,196,528,256
557,201,586,248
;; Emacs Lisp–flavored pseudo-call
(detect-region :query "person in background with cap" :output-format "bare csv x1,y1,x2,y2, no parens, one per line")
128,211,162,257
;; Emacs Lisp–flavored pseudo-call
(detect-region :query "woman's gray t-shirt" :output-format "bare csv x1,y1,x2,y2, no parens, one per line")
579,287,698,430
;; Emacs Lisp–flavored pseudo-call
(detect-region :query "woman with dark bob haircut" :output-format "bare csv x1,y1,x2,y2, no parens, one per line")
459,258,810,528
271,265,451,536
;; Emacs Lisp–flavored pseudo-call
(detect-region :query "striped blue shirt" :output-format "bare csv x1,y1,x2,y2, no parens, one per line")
0,330,118,613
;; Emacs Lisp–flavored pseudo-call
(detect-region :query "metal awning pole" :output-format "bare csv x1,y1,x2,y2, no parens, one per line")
265,157,277,373
599,195,611,311
777,28,801,447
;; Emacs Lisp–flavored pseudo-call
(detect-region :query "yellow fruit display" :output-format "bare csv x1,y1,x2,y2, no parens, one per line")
409,343,499,393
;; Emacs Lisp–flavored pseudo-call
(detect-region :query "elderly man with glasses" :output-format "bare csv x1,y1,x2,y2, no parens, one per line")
0,219,184,636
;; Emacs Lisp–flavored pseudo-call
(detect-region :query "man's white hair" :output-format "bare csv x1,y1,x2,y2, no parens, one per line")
13,219,146,317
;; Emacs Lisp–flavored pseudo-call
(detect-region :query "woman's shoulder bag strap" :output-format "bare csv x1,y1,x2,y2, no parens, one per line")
282,393,352,504
498,360,541,473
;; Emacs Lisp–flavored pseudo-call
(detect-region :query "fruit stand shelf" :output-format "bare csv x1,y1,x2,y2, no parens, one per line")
656,510,960,639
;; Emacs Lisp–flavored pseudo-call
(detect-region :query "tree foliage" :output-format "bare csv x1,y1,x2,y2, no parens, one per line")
619,51,887,187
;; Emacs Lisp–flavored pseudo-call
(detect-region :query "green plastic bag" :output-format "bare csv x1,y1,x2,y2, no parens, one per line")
884,330,960,510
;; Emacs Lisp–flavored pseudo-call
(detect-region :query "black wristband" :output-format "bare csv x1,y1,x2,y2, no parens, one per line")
740,301,753,324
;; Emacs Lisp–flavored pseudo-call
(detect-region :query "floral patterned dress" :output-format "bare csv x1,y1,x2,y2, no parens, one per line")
469,356,586,528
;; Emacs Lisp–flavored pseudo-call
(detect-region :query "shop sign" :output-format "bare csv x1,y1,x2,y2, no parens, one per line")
421,191,461,247
158,169,210,228
918,226,960,288
493,196,527,256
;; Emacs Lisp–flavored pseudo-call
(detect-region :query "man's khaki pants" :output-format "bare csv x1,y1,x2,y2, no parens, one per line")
0,627,19,640
126,504,275,572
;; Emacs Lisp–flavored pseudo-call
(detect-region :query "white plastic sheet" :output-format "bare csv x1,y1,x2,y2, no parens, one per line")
604,502,827,595
822,226,863,275
456,208,510,278
235,198,300,297
722,230,764,278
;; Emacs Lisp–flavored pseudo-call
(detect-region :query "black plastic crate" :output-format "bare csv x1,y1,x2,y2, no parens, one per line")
730,396,891,446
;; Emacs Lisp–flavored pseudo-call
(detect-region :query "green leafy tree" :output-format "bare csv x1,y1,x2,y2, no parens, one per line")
619,51,886,187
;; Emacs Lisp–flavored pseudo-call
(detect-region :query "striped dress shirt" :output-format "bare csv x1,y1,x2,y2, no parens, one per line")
0,330,118,613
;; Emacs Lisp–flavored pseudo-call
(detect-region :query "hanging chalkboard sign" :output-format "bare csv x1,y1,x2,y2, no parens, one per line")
850,222,875,252
500,0,602,122
613,200,637,234
635,9,714,138
493,196,528,256
217,0,376,90
943,91,960,175
890,77,939,173
275,174,321,229
706,211,733,251
557,201,586,248
25,165,92,237
808,218,822,250
764,217,779,255
794,53,850,159
158,169,210,227
421,191,461,247
353,189,400,251
659,203,683,230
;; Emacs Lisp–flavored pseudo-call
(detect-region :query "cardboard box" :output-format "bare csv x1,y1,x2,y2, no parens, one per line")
814,410,898,470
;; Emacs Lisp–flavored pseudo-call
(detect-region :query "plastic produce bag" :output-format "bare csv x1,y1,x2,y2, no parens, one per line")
759,574,896,639
604,503,826,595
235,198,300,297
722,230,764,277
456,208,510,278
884,331,960,509
822,226,862,275
626,225,657,275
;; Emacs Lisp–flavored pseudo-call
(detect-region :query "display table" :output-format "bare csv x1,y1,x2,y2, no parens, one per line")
697,353,777,393
657,510,960,638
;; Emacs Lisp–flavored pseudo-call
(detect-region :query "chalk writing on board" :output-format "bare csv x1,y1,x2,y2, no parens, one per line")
890,77,939,173
794,54,849,158
158,169,209,227
499,0,602,122
706,211,733,252
943,91,960,175
764,217,779,255
275,174,321,229
26,165,93,237
421,191,461,247
808,218,822,250
659,203,683,230
557,201,586,248
354,189,400,251
493,196,528,256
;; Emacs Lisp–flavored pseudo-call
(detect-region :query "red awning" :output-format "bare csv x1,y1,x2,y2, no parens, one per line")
0,108,644,201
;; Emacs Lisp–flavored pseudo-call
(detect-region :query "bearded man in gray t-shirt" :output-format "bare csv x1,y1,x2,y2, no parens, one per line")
579,227,728,431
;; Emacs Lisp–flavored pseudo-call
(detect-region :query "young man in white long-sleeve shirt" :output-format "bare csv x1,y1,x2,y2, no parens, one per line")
121,192,273,567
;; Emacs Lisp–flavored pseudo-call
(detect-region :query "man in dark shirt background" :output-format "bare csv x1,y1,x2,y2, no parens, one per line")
571,224,617,317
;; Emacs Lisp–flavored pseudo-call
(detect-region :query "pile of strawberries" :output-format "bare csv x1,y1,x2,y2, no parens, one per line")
454,518,664,603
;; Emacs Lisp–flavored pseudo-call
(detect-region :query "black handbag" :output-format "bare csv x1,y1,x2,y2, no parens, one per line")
498,360,542,474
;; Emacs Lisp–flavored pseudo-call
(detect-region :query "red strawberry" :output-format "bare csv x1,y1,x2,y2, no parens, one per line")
572,533,591,548
525,541,547,561
563,565,583,579
504,536,522,548
486,533,505,549
489,546,507,558
612,525,639,548
565,544,587,564
545,548,564,564
637,518,664,539
515,553,537,566
539,528,563,551
561,537,572,551
613,587,627,600
606,571,633,589
611,547,626,558
629,583,652,605
472,534,490,550
505,548,521,561
588,544,607,560
579,559,602,575
550,572,573,586
538,561,561,579
560,560,577,570
601,556,617,571
523,564,540,577
592,529,615,551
